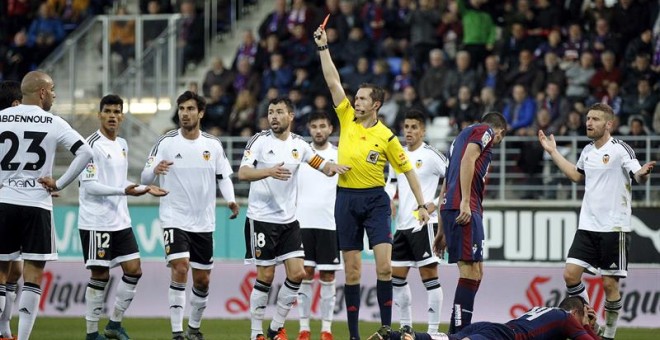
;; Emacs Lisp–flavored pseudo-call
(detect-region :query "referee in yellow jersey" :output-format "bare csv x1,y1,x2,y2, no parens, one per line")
314,25,430,340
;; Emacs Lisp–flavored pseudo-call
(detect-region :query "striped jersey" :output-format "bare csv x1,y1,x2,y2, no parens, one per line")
296,142,338,230
388,143,447,229
441,123,494,214
576,137,642,232
241,130,327,224
142,129,233,232
506,307,596,340
0,104,87,210
78,131,132,231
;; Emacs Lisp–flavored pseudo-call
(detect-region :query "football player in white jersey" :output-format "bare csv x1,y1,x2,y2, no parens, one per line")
0,80,25,340
385,110,447,336
0,71,93,340
238,98,349,340
295,112,342,340
79,95,168,340
141,91,239,340
539,103,655,340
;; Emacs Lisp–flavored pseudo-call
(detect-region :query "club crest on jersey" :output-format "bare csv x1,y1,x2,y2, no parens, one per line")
481,131,492,145
255,248,262,258
203,150,211,161
97,248,106,258
603,154,610,164
146,156,155,167
122,149,126,158
292,148,300,159
416,159,423,168
83,163,97,179
367,150,379,164
165,245,171,254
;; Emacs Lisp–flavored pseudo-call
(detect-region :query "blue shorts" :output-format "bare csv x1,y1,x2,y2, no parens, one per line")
335,187,392,251
441,209,484,263
450,322,514,340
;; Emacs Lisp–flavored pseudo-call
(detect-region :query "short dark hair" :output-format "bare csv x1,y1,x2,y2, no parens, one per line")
404,109,427,126
558,296,586,320
269,97,294,113
177,90,206,112
99,94,123,112
481,111,507,130
307,111,332,125
587,102,614,120
0,80,22,110
358,83,385,108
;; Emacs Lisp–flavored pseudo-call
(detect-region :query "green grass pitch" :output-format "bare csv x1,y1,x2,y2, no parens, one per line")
17,317,660,339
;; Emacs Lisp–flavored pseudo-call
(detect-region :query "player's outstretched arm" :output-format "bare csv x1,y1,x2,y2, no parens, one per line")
238,162,291,182
634,161,656,184
314,26,346,107
538,130,584,183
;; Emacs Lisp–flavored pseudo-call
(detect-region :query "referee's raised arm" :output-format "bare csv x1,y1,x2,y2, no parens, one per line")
314,26,345,107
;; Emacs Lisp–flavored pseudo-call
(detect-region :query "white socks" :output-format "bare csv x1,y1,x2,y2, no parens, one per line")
169,281,186,333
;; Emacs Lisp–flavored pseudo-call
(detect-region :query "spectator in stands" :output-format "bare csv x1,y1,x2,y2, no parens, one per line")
360,0,386,42
287,0,317,37
558,109,585,138
565,51,596,103
394,85,427,134
583,0,613,33
202,57,234,98
204,84,233,133
599,81,623,117
534,29,564,60
504,49,539,95
379,89,399,129
256,87,279,119
339,26,371,76
260,53,293,99
139,0,172,14
109,6,136,71
344,57,373,94
450,85,481,131
458,0,497,71
502,84,536,134
479,54,506,99
143,0,168,48
518,108,558,198
289,87,313,135
589,51,621,100
501,0,535,41
436,6,462,61
227,89,257,135
477,86,502,117
622,78,658,124
372,58,392,90
233,58,261,98
532,51,566,97
392,59,415,94
499,22,534,71
626,115,651,163
282,24,316,71
419,49,449,117
334,0,362,42
626,29,654,67
589,18,619,65
292,67,312,95
538,82,570,132
233,29,258,70
3,0,32,40
611,0,649,57
254,33,282,73
527,0,560,41
562,23,589,65
3,30,33,81
653,102,660,133
177,0,204,73
382,0,411,58
622,53,655,95
48,0,90,33
405,0,441,72
258,0,290,43
27,2,66,64
443,50,478,116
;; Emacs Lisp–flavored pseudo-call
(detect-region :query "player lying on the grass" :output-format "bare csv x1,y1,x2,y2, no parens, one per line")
367,296,599,340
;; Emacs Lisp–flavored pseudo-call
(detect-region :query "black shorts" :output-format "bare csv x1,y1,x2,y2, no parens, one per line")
0,203,57,261
80,228,140,268
163,228,214,270
301,228,342,271
392,223,440,268
244,218,304,266
566,230,630,277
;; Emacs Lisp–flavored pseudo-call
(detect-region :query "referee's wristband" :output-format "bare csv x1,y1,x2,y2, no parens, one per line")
317,45,329,51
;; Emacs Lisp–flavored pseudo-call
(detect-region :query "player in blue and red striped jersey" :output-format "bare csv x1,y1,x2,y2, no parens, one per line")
432,112,507,334
372,296,599,340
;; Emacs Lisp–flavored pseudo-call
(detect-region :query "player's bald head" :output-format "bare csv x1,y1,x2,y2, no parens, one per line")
21,71,53,96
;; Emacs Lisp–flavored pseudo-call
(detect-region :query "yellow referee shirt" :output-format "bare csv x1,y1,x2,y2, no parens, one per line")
335,97,412,189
